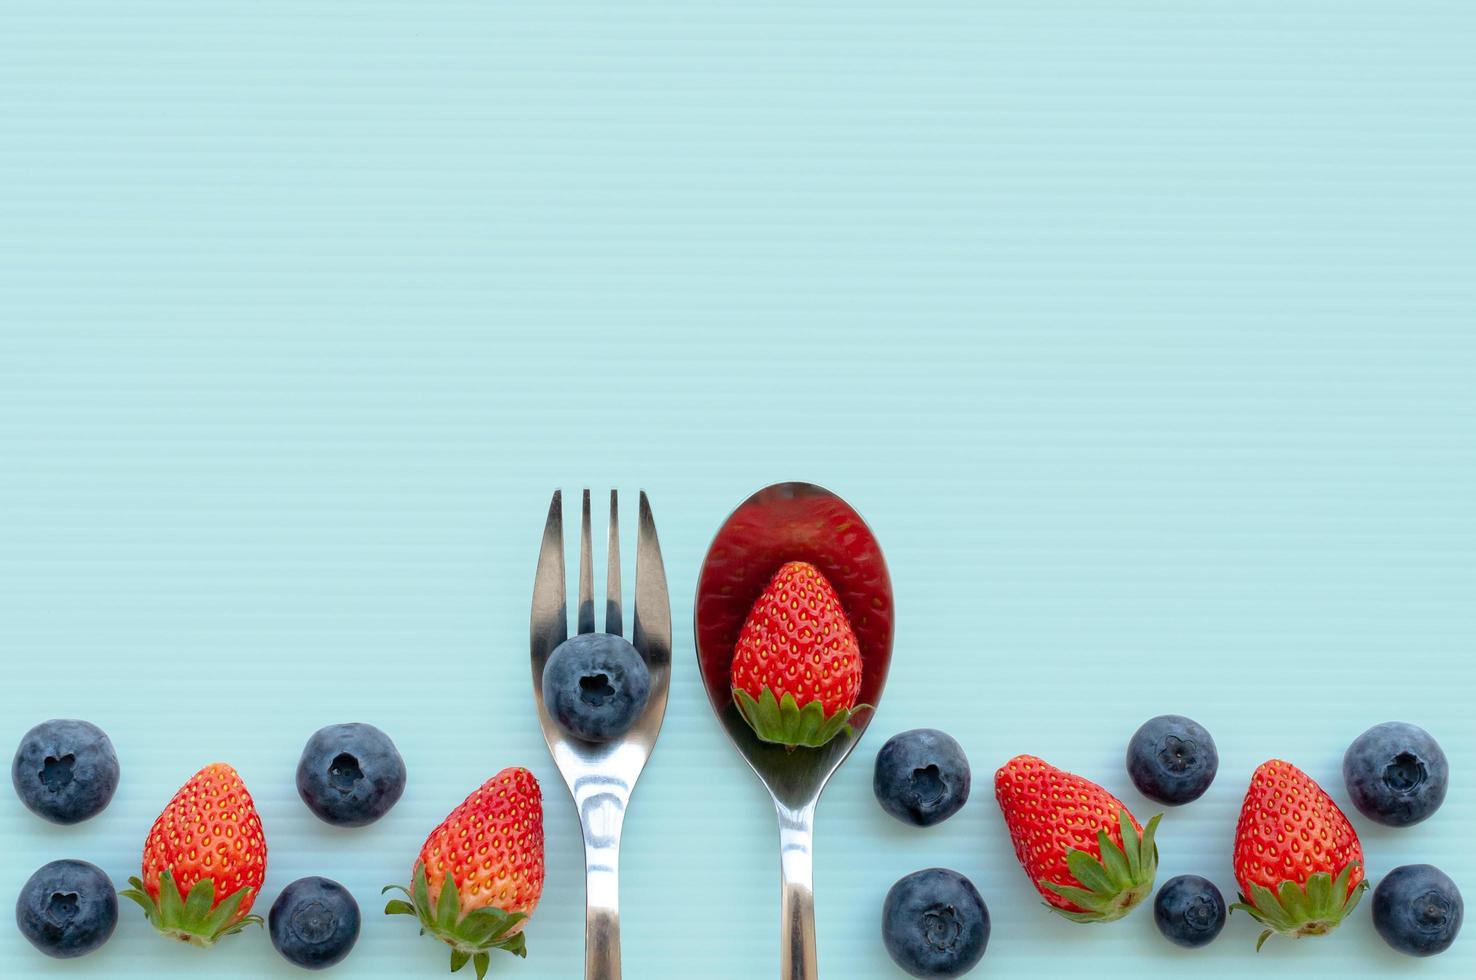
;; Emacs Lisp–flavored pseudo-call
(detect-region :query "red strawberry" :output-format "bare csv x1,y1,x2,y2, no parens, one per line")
385,767,544,977
119,762,267,947
1230,759,1367,949
995,754,1161,922
730,560,868,748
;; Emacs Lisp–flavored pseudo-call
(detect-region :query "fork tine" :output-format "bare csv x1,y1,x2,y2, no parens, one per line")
606,490,623,635
578,489,595,634
530,490,568,670
632,490,672,668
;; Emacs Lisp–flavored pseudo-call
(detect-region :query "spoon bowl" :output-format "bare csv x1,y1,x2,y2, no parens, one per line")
695,482,893,978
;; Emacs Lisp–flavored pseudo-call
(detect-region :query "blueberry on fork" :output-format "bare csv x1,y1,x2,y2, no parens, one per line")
542,632,651,743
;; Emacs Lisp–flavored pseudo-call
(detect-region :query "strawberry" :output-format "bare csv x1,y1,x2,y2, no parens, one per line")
119,762,267,947
1230,759,1368,949
385,766,544,978
730,560,869,748
994,754,1161,923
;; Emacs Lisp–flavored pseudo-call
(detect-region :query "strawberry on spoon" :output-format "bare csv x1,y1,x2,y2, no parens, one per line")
730,560,870,749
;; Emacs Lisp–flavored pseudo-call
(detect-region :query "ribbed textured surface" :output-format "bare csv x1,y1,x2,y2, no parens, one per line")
2,2,1473,976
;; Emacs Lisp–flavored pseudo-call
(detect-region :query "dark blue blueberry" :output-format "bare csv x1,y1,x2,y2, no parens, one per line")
269,876,360,970
1153,875,1226,948
1343,722,1448,827
11,719,120,825
15,859,118,959
882,868,989,978
1126,714,1218,806
1373,864,1462,957
296,723,407,828
873,729,971,827
542,633,651,743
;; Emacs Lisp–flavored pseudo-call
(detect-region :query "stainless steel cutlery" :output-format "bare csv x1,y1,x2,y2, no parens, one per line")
694,482,894,980
530,489,671,980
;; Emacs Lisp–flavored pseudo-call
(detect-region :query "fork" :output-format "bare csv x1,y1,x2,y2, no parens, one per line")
529,489,672,980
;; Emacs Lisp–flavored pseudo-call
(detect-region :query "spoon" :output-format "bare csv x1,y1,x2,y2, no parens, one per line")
694,482,894,980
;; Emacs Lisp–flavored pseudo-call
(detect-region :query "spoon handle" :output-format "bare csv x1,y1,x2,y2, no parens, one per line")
777,801,819,980
581,788,626,980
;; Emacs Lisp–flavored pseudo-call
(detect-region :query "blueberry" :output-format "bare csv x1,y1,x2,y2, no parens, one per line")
269,876,360,970
882,868,989,979
296,723,407,828
11,719,120,825
1343,722,1448,827
15,859,118,959
873,729,971,827
1153,875,1226,948
1372,864,1462,957
1125,714,1218,806
542,633,651,743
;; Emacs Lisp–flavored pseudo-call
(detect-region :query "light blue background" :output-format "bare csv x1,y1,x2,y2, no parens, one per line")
3,2,1473,977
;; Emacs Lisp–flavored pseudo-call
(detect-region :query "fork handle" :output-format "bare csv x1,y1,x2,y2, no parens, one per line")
581,789,626,980
777,801,819,980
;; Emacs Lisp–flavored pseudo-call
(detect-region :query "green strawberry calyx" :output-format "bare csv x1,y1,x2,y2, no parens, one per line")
1042,810,1162,923
732,686,871,749
1230,861,1369,951
384,862,528,979
119,869,262,947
